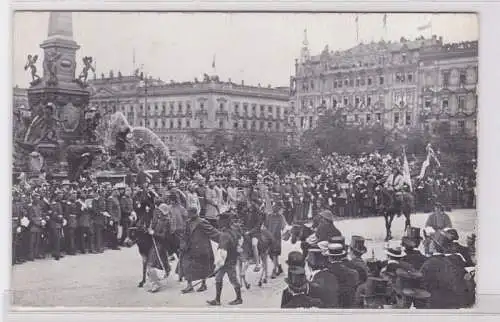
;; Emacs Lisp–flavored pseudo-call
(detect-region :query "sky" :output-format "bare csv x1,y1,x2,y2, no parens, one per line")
12,12,478,88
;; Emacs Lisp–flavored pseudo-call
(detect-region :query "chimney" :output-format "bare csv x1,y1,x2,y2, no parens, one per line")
228,78,231,83
241,80,244,86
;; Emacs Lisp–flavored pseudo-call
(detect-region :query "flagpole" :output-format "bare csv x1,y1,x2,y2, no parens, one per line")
355,15,359,43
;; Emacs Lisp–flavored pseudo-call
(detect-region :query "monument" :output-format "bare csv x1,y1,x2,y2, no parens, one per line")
17,12,103,180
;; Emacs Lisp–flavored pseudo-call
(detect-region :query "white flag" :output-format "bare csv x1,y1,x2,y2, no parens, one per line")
417,21,432,31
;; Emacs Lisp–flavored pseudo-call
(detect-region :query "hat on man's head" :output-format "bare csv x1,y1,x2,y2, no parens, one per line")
319,209,335,222
402,227,423,248
443,228,459,242
286,251,305,267
349,235,367,254
326,243,347,258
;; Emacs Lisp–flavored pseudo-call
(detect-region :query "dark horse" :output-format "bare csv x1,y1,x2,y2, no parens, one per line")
374,187,415,241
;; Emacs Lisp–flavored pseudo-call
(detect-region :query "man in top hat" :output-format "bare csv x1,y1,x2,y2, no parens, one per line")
420,230,470,308
423,200,452,255
357,276,392,309
314,210,342,242
401,227,427,271
443,228,475,268
207,211,243,306
281,251,324,308
323,241,359,308
345,235,370,285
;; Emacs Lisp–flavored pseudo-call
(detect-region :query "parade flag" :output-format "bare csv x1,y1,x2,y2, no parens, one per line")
417,143,441,179
402,147,413,192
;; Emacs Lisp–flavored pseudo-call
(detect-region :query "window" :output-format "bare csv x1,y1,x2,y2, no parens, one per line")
332,99,337,108
148,104,152,112
425,99,431,109
459,71,467,85
260,105,265,112
200,102,204,110
338,80,342,88
276,122,281,130
355,97,360,106
200,120,204,129
154,103,158,111
170,120,174,128
344,79,349,87
260,121,264,129
234,103,239,113
162,103,166,112
442,99,449,110
268,122,273,130
234,122,239,129
366,114,371,122
406,112,411,126
178,102,183,114
309,116,313,128
443,72,450,87
310,80,314,90
162,120,166,128
376,113,381,121
170,136,173,142
354,114,359,122
252,105,256,113
243,120,248,129
458,120,465,132
155,119,159,128
268,106,273,113
300,117,305,128
276,107,281,116
309,100,314,108
177,119,182,128
187,103,191,111
334,81,338,88
251,121,256,130
367,78,372,86
186,120,190,128
170,103,174,114
367,96,372,106
342,115,347,122
394,113,400,125
458,96,466,112
219,103,224,110
349,79,354,87
243,104,248,114
379,76,384,85
139,120,144,126
356,79,360,87
343,97,348,105
219,120,224,129
407,73,413,83
140,104,144,110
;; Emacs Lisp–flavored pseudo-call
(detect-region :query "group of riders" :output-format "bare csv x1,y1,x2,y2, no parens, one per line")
11,160,476,308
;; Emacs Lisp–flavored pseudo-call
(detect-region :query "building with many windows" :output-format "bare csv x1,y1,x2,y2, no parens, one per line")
89,72,290,144
288,32,477,141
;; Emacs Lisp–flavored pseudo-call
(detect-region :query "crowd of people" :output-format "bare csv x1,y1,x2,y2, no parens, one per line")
11,145,476,309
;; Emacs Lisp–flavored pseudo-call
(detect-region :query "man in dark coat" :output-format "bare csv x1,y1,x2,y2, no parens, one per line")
314,210,342,242
27,193,44,261
63,190,79,255
92,188,107,253
324,241,359,308
77,189,94,254
345,235,370,285
420,230,470,308
180,207,220,294
119,185,134,245
106,186,122,250
48,190,65,260
401,227,427,271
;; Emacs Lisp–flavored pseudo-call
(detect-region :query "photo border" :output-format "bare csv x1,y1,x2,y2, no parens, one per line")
3,0,499,321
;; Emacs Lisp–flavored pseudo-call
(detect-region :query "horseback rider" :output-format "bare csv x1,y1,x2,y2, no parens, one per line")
384,166,405,211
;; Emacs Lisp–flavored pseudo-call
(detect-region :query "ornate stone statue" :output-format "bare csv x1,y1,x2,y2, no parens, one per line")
77,56,95,86
24,54,41,86
44,50,62,86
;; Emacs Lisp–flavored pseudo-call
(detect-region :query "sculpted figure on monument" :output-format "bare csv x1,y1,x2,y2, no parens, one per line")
77,56,95,87
44,50,62,85
24,54,41,86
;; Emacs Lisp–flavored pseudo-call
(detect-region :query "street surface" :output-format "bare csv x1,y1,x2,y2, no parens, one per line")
11,209,476,308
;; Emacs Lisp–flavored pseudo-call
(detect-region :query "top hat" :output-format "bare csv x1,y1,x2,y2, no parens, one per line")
362,277,391,298
286,251,305,267
402,227,422,248
350,235,367,254
288,266,306,276
329,236,346,248
393,268,431,299
326,243,347,257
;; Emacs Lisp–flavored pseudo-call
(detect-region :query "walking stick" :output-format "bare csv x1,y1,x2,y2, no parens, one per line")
151,234,168,279
191,267,223,288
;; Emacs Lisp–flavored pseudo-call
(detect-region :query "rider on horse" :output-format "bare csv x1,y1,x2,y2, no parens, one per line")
384,166,406,212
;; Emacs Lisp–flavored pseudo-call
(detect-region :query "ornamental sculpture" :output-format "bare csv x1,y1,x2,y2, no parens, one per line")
76,56,95,87
24,54,41,86
44,50,62,86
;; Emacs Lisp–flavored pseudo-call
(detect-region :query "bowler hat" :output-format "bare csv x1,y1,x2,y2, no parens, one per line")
350,235,367,254
326,243,347,257
393,268,431,299
286,251,305,267
385,245,406,258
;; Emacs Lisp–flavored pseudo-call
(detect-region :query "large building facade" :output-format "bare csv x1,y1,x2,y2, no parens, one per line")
88,73,290,145
289,33,478,140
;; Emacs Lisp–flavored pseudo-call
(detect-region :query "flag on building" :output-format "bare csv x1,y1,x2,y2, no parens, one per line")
402,147,413,192
355,15,360,42
212,54,216,69
383,14,387,29
417,20,432,31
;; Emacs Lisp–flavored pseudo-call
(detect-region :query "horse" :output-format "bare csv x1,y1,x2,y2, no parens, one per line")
285,220,315,258
124,224,153,288
374,186,415,241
